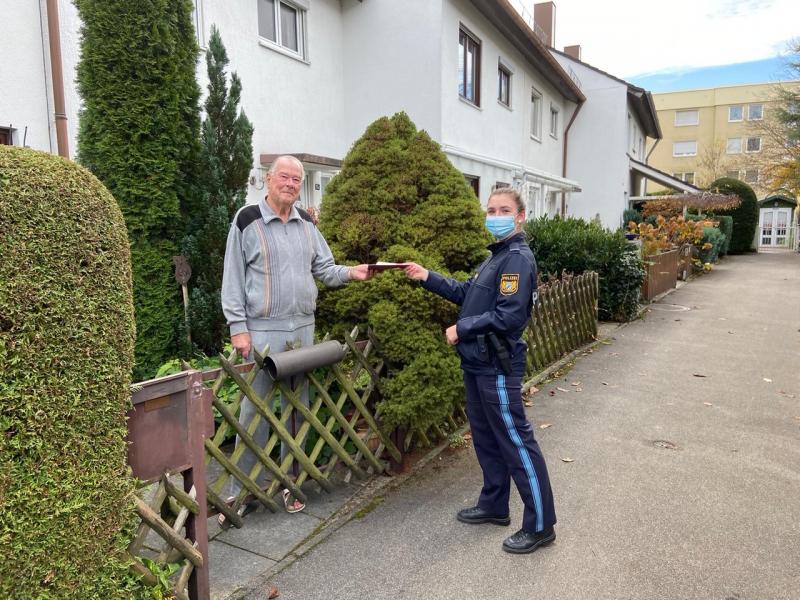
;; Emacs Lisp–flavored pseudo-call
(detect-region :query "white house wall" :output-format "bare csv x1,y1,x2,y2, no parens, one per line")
441,0,571,205
341,0,444,146
200,0,348,205
552,53,632,229
0,0,81,156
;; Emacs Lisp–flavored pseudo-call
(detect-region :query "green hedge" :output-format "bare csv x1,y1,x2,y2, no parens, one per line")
525,216,645,321
75,0,202,378
708,178,759,253
317,112,489,434
698,227,726,264
0,147,137,597
715,215,734,256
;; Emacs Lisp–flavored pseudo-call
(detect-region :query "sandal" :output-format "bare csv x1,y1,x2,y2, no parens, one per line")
217,496,257,528
282,489,306,514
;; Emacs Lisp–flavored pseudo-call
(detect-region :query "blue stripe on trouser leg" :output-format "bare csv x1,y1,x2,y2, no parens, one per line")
464,372,556,532
496,374,545,532
464,373,511,516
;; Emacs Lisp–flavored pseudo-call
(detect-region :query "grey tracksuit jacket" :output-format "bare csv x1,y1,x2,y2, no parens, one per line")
221,199,350,336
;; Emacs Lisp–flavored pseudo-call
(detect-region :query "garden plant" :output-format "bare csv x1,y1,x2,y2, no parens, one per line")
525,216,645,322
0,147,137,597
316,112,490,435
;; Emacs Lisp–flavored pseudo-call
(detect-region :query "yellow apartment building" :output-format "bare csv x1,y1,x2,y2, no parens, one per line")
646,81,800,198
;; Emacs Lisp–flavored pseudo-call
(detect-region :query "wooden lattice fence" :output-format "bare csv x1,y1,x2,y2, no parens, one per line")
525,272,599,373
202,326,402,526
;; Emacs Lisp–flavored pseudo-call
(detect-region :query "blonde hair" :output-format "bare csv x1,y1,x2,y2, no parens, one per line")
489,186,525,214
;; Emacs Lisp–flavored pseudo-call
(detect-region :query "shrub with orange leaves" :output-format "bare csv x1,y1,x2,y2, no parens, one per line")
628,215,706,257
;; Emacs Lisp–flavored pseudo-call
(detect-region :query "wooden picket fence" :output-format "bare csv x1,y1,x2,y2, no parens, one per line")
525,272,599,373
201,326,402,526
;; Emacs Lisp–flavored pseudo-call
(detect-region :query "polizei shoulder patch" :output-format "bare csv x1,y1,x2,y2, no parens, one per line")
499,273,519,295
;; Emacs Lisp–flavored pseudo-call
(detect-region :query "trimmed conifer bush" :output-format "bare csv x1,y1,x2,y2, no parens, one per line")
708,178,759,253
75,0,202,378
317,112,490,433
0,147,136,597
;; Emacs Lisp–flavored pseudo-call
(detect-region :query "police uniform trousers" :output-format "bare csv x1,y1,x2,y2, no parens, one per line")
229,325,313,497
464,372,556,533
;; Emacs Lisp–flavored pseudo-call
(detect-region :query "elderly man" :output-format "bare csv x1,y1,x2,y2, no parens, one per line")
221,155,370,520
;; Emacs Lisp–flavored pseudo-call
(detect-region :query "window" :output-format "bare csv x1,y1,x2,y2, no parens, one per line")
726,137,742,154
0,128,11,145
674,172,695,185
748,103,763,120
746,137,761,153
497,64,510,107
675,110,699,126
726,169,741,180
672,140,697,157
258,0,306,58
728,105,743,121
549,104,559,138
530,88,542,139
744,169,759,183
494,181,510,190
458,27,481,105
464,174,480,197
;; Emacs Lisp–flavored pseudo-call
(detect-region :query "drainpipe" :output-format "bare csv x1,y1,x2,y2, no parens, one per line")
560,100,584,215
46,0,69,158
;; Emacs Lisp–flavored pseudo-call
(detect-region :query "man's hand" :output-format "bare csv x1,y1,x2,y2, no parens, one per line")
445,324,459,345
348,264,373,281
403,262,429,281
231,332,252,358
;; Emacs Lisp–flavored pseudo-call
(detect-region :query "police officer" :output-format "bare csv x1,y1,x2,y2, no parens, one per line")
404,187,556,554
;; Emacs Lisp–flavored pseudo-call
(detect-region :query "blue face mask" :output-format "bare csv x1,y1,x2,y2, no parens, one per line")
485,216,516,239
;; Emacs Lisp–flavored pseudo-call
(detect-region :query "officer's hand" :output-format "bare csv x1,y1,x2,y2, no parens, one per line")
445,324,459,345
404,263,429,281
231,332,252,359
348,264,373,281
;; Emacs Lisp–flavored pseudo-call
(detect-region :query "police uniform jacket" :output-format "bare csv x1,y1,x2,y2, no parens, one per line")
421,232,536,376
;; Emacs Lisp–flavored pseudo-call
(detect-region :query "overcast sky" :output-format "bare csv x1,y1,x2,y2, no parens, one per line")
541,0,799,78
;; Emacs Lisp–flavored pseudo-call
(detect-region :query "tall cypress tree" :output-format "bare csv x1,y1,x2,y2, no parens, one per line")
75,0,201,378
183,25,254,355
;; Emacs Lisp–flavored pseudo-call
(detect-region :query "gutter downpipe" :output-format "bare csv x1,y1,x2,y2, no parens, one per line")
46,0,69,158
561,99,584,215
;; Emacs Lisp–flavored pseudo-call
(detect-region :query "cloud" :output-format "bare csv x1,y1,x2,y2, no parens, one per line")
707,0,773,17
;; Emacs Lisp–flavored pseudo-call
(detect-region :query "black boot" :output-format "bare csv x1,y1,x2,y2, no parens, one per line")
456,506,511,526
502,527,556,554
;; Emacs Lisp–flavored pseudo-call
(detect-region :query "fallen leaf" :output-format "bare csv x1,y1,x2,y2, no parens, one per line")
561,457,574,463
703,402,713,406
571,382,581,386
268,587,280,599
575,387,583,392
763,378,772,383
529,385,540,394
463,432,472,441
556,387,569,393
601,381,609,386
539,423,552,429
779,391,796,399
728,331,735,334
692,373,707,378
524,400,534,407
718,317,727,321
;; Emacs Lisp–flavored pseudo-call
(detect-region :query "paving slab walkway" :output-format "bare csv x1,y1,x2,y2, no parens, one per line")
229,251,800,600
